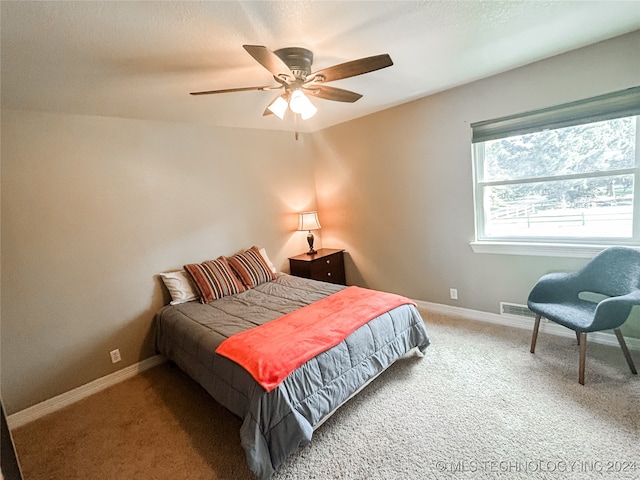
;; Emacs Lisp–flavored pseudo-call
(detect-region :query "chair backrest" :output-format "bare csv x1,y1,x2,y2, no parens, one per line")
577,247,640,297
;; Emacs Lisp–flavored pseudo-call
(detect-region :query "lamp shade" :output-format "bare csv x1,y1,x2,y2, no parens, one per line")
297,211,321,231
299,101,317,120
267,95,288,119
289,90,317,119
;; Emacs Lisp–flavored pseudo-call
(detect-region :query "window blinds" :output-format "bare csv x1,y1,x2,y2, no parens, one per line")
471,86,640,144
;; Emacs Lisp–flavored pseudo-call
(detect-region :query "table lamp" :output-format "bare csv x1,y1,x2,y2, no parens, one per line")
297,211,321,254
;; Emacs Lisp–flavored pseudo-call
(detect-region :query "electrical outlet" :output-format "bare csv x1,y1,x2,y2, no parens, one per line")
450,288,458,300
110,349,121,364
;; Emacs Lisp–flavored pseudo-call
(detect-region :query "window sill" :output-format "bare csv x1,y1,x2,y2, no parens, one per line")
469,241,637,258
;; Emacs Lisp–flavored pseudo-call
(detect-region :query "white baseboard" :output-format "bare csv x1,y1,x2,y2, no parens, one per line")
7,355,165,430
414,300,640,351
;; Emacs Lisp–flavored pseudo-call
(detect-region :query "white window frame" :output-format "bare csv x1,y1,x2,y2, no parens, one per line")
470,87,640,257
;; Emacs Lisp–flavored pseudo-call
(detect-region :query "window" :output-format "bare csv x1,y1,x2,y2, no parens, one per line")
471,87,640,253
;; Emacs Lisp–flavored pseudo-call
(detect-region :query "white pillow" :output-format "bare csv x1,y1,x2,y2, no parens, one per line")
159,270,199,305
258,247,277,274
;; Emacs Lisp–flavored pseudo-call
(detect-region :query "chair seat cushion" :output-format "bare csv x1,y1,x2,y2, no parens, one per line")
528,299,598,332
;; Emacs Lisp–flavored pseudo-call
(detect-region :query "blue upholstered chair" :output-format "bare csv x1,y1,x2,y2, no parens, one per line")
527,246,640,385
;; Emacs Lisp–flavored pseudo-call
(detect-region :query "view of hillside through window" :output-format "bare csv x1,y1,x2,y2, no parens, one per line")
479,116,637,239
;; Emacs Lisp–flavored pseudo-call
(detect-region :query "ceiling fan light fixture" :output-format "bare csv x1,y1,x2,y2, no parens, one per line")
267,96,288,119
289,90,317,119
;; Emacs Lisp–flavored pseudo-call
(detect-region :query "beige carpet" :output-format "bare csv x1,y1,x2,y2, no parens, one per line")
12,311,640,479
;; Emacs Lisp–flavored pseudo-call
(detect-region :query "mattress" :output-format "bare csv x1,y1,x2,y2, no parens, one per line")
155,273,430,478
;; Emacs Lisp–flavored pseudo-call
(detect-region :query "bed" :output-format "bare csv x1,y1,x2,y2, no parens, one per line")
155,271,430,479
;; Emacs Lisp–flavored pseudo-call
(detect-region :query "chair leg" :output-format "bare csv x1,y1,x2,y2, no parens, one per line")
578,332,587,385
614,328,637,375
530,314,541,354
575,331,581,345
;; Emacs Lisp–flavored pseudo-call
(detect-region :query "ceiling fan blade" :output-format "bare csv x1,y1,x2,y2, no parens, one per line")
310,54,393,83
305,85,363,103
190,85,273,95
243,45,295,82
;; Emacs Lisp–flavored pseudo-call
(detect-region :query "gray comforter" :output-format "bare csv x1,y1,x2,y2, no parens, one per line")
155,274,430,478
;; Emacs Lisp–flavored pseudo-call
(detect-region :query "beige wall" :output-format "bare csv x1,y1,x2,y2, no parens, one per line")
311,32,640,326
1,110,318,413
2,31,639,414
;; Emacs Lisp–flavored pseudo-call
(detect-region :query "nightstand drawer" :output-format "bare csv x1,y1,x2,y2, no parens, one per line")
288,248,346,285
309,254,344,283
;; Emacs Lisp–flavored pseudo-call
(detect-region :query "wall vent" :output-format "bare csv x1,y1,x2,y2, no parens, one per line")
500,302,537,319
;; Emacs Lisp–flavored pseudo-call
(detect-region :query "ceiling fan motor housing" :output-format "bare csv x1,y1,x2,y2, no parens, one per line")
274,47,313,81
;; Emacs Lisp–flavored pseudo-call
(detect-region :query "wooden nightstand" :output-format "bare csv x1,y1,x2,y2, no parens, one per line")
288,248,346,285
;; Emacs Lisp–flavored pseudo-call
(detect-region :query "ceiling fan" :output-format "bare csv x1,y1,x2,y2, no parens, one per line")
190,45,393,120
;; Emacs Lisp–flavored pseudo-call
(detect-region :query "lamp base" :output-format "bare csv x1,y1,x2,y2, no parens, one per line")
306,231,316,255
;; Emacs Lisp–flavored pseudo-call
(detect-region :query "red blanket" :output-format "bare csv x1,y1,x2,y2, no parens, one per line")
215,286,415,392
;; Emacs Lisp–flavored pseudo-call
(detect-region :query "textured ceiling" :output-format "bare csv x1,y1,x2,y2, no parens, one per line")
2,1,639,132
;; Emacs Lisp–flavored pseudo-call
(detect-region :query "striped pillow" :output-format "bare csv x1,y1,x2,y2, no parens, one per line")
184,257,245,303
227,246,276,289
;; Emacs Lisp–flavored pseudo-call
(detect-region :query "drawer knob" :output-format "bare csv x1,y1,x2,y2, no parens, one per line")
327,272,331,276
326,260,331,264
